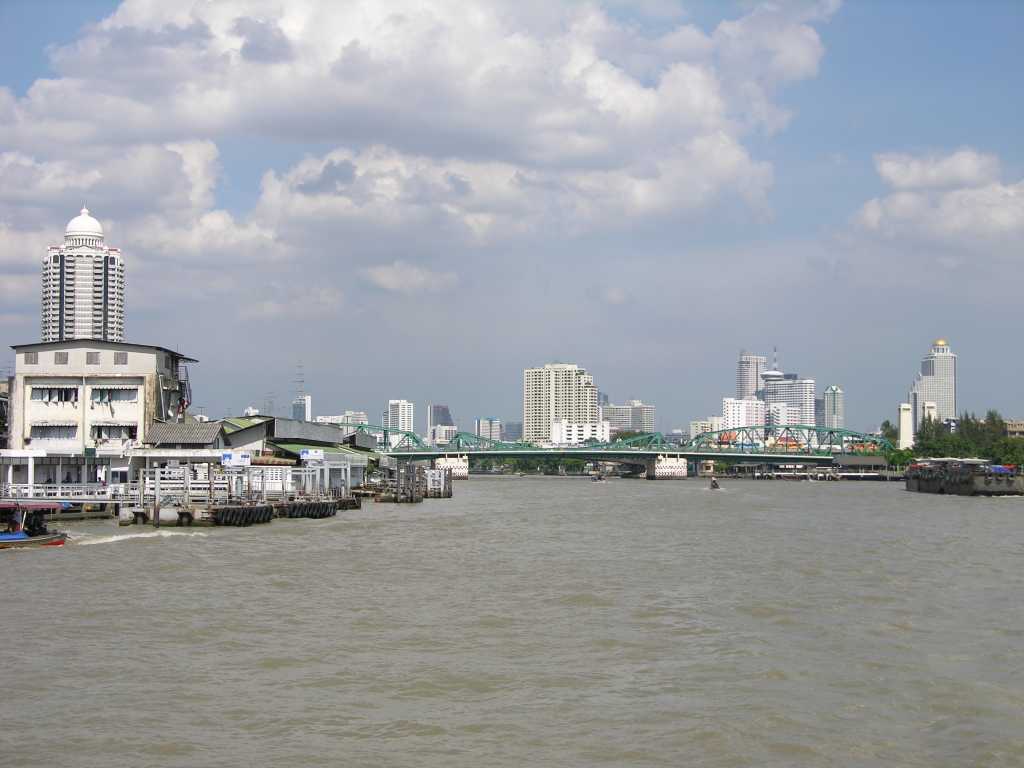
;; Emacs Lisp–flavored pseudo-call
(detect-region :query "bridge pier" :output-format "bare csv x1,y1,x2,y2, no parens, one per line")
433,455,469,480
645,454,689,480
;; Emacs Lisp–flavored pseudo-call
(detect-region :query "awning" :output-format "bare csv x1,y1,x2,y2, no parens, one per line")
31,421,78,427
91,384,139,390
91,421,138,427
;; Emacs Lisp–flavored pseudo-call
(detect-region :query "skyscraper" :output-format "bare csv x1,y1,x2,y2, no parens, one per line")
427,404,455,434
909,339,956,431
523,363,598,443
822,385,844,429
722,397,766,431
291,394,311,421
736,351,767,400
384,399,414,433
42,207,125,342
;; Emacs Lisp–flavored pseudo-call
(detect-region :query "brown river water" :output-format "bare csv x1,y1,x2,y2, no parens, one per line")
2,477,1023,767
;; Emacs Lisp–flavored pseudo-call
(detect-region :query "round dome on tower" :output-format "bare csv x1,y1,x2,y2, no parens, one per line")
933,338,948,347
65,207,104,238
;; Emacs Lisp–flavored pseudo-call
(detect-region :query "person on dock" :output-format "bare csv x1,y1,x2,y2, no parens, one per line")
7,508,23,533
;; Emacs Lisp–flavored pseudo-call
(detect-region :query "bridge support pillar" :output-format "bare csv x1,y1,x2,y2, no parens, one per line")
434,455,469,480
647,454,689,480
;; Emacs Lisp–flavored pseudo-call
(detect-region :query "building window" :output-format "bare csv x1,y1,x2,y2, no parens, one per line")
91,388,137,403
31,387,79,403
86,352,100,365
164,354,172,370
29,425,77,440
24,352,38,365
55,352,69,365
114,352,128,365
91,425,137,441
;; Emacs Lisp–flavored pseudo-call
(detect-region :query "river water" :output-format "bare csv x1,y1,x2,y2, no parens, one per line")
2,478,1023,767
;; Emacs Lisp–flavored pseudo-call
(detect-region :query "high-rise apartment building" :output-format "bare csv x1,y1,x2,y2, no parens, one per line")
722,397,766,431
736,352,767,400
42,207,125,342
474,418,502,441
600,400,655,435
523,363,598,443
761,369,815,425
822,385,844,429
383,399,414,433
909,339,956,431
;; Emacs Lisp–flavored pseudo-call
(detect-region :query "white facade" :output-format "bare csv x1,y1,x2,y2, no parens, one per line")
8,340,196,456
898,403,913,450
384,399,414,433
474,418,502,441
722,397,766,431
736,352,767,400
600,400,656,434
922,401,938,424
909,339,956,431
550,420,610,446
822,385,844,429
761,371,816,425
316,410,369,426
523,363,598,443
42,208,125,343
767,403,791,427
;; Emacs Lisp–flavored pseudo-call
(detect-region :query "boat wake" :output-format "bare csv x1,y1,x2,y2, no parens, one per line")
74,530,210,546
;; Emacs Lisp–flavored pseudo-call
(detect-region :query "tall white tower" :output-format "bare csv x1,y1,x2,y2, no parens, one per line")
42,207,125,342
909,339,957,431
822,385,845,429
736,352,767,400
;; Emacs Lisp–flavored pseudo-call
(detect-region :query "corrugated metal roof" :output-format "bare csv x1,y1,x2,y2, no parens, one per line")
223,416,270,433
268,440,379,461
145,421,225,446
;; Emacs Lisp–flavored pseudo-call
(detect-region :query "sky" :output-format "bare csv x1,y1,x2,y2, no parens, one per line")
1,0,1021,433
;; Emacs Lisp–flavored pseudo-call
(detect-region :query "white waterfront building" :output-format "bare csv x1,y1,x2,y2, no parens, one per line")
550,419,610,446
600,400,655,435
822,385,845,429
909,339,956,431
42,207,125,343
523,363,598,444
722,398,766,431
4,340,196,484
315,410,369,427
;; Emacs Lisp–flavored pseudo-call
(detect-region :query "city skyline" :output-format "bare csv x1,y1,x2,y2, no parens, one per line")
0,2,1021,430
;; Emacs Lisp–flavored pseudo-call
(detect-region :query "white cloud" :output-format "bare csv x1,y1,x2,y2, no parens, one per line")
874,148,1000,190
858,148,1024,245
362,260,458,294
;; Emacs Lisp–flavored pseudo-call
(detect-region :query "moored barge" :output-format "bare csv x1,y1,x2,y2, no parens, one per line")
905,459,1023,496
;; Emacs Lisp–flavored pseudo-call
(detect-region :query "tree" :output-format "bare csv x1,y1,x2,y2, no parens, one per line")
879,419,898,444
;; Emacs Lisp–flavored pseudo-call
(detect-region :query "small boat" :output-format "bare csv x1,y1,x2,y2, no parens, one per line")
591,474,607,483
0,506,67,549
709,477,721,490
0,531,68,549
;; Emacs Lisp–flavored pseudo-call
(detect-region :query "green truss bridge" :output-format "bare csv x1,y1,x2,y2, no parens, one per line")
335,422,893,473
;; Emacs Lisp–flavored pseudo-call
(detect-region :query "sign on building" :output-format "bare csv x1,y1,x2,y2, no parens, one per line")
221,451,252,467
299,448,324,463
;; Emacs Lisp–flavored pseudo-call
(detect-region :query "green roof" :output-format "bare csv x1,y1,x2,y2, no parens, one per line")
223,416,270,434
